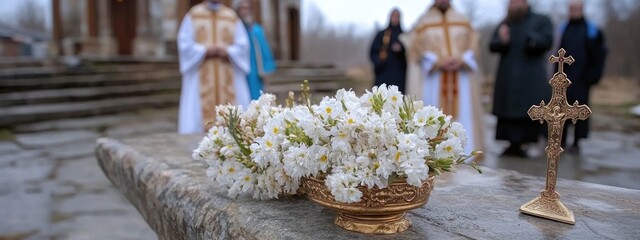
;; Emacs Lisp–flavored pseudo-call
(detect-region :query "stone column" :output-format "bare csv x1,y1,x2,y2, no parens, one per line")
252,0,263,25
50,0,63,56
274,0,282,60
81,0,100,56
150,0,167,56
161,0,179,56
133,0,161,56
98,0,117,56
60,0,84,56
137,0,151,39
87,0,98,37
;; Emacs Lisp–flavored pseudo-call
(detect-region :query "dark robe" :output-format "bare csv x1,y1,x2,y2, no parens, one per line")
489,11,553,144
557,18,607,146
369,25,407,93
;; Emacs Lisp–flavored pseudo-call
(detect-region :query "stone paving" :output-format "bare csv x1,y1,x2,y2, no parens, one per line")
0,106,638,239
0,108,177,240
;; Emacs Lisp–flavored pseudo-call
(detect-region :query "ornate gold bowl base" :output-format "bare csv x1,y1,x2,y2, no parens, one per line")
302,176,435,234
334,212,411,234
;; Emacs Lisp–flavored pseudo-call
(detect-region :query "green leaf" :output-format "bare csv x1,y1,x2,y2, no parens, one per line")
227,108,252,157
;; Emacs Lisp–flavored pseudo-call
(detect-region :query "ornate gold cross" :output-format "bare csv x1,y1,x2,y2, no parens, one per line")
519,48,592,225
549,48,575,74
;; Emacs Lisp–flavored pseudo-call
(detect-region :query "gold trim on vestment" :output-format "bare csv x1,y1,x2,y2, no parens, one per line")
440,71,459,118
191,15,237,23
439,10,458,118
190,4,238,130
415,22,471,34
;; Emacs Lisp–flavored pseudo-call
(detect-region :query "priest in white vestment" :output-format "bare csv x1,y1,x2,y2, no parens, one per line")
177,0,251,134
403,0,484,155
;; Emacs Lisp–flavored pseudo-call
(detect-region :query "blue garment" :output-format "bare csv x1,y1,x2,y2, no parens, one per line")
246,23,276,100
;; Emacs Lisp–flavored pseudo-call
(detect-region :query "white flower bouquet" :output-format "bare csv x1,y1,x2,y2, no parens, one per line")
193,83,481,203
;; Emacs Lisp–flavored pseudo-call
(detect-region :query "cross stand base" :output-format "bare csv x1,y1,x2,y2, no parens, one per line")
520,195,575,225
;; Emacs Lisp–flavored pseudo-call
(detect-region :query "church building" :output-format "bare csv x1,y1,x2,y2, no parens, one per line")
50,0,300,60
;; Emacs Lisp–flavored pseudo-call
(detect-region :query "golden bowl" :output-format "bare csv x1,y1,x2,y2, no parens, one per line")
302,176,435,234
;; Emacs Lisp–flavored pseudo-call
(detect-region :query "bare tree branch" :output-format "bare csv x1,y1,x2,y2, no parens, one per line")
15,0,46,33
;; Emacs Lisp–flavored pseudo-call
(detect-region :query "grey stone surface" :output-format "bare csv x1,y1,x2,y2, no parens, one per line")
0,66,178,88
1,60,179,239
591,113,640,132
105,120,176,138
0,93,179,127
14,114,140,132
0,141,20,155
0,153,54,239
14,108,177,133
0,158,53,185
480,114,640,190
0,150,45,167
97,134,640,240
0,82,179,106
0,189,51,239
55,157,112,191
51,213,157,240
50,183,77,198
15,130,100,149
56,190,139,215
44,142,97,160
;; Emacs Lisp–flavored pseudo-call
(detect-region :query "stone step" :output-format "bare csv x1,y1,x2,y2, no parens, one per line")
0,57,48,69
263,67,352,102
273,68,345,76
0,81,180,107
0,69,180,92
12,108,177,133
0,63,178,80
264,81,349,94
265,75,350,85
90,63,178,74
0,66,66,79
265,68,349,84
0,93,180,127
275,61,334,69
0,57,177,70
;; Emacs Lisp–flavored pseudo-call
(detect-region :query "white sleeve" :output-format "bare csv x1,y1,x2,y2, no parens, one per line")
226,20,250,74
462,50,478,72
421,52,439,73
177,15,207,75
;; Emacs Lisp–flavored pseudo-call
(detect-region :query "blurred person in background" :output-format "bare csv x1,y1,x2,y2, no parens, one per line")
177,0,251,134
369,8,407,93
489,0,553,158
556,0,607,153
236,0,277,100
404,0,484,156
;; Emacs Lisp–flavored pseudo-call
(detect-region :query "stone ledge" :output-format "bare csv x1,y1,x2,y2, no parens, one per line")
0,94,179,127
96,134,640,240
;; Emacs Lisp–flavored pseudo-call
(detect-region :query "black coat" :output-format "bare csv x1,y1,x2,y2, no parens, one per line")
557,18,607,141
558,18,607,105
370,26,407,93
490,11,554,119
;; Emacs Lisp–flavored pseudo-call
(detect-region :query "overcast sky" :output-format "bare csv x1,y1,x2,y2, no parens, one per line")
301,0,639,34
0,0,637,34
0,0,50,28
302,0,505,33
